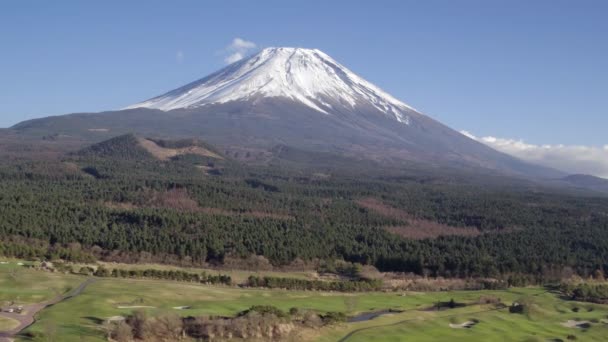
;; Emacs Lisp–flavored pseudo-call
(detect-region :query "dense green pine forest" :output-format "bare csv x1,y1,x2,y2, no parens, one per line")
1,135,608,281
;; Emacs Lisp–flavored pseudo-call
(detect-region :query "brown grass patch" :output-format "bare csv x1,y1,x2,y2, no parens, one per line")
137,138,222,160
356,198,410,221
104,188,293,220
385,224,480,240
382,273,503,291
356,198,481,239
149,188,200,211
194,165,222,176
104,202,138,210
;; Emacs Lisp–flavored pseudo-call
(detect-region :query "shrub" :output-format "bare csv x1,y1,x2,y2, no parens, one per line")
561,282,608,304
302,311,323,328
78,266,95,275
240,305,288,318
127,309,148,339
111,321,133,342
509,303,525,314
247,275,382,292
322,312,347,324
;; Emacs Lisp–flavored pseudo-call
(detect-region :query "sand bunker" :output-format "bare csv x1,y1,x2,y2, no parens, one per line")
449,321,477,329
116,306,156,309
106,316,125,322
172,306,191,310
561,320,591,329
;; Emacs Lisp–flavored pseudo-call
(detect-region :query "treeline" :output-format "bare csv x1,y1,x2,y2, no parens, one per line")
2,150,608,280
0,237,96,263
105,305,345,342
91,267,232,285
247,275,383,292
561,282,608,304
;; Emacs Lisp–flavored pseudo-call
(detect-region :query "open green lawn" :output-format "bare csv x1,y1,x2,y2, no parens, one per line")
319,291,608,341
0,261,83,304
2,263,607,341
0,316,20,331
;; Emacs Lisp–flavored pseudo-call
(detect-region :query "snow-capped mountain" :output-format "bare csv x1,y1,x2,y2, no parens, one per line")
127,47,415,124
10,47,563,178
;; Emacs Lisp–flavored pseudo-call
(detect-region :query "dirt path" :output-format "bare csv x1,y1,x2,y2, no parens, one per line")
0,278,96,342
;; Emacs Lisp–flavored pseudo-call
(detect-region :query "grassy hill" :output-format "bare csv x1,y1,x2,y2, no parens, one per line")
77,134,223,161
76,134,154,160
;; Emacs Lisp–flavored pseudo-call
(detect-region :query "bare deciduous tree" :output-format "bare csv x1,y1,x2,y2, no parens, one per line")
112,321,134,342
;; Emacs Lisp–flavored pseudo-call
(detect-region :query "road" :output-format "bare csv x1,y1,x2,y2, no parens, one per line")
0,278,96,342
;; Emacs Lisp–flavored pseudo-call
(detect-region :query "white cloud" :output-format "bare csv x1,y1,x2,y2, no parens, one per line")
223,37,257,64
231,38,256,50
176,50,184,63
461,130,608,178
224,52,244,64
460,130,476,140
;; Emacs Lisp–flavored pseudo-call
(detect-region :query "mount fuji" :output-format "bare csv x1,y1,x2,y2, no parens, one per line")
126,47,416,124
9,47,561,178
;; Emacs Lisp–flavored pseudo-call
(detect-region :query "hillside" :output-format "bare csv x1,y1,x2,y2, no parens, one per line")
561,174,608,193
0,143,607,280
77,134,223,161
8,47,563,179
77,134,154,159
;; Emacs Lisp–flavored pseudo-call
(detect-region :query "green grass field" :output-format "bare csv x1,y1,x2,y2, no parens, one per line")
0,261,83,304
0,316,19,331
2,262,608,341
318,291,608,341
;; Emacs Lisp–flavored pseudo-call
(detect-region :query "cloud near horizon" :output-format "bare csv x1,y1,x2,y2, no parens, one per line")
460,131,608,178
223,38,257,64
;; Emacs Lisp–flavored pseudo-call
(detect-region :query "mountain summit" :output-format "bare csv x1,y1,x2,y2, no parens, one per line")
127,47,416,124
11,47,562,178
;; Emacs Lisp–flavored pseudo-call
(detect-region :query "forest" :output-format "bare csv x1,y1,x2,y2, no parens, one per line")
1,135,608,281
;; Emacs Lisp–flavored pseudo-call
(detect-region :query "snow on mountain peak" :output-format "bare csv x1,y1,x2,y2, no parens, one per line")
126,47,418,124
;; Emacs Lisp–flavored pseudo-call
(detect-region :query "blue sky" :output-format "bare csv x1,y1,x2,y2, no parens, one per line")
1,1,606,150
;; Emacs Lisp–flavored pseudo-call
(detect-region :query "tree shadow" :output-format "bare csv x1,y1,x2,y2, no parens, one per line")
82,316,104,325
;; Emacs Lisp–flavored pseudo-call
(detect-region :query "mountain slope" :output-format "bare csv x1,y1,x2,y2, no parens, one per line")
561,174,608,193
126,47,416,124
9,47,563,178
